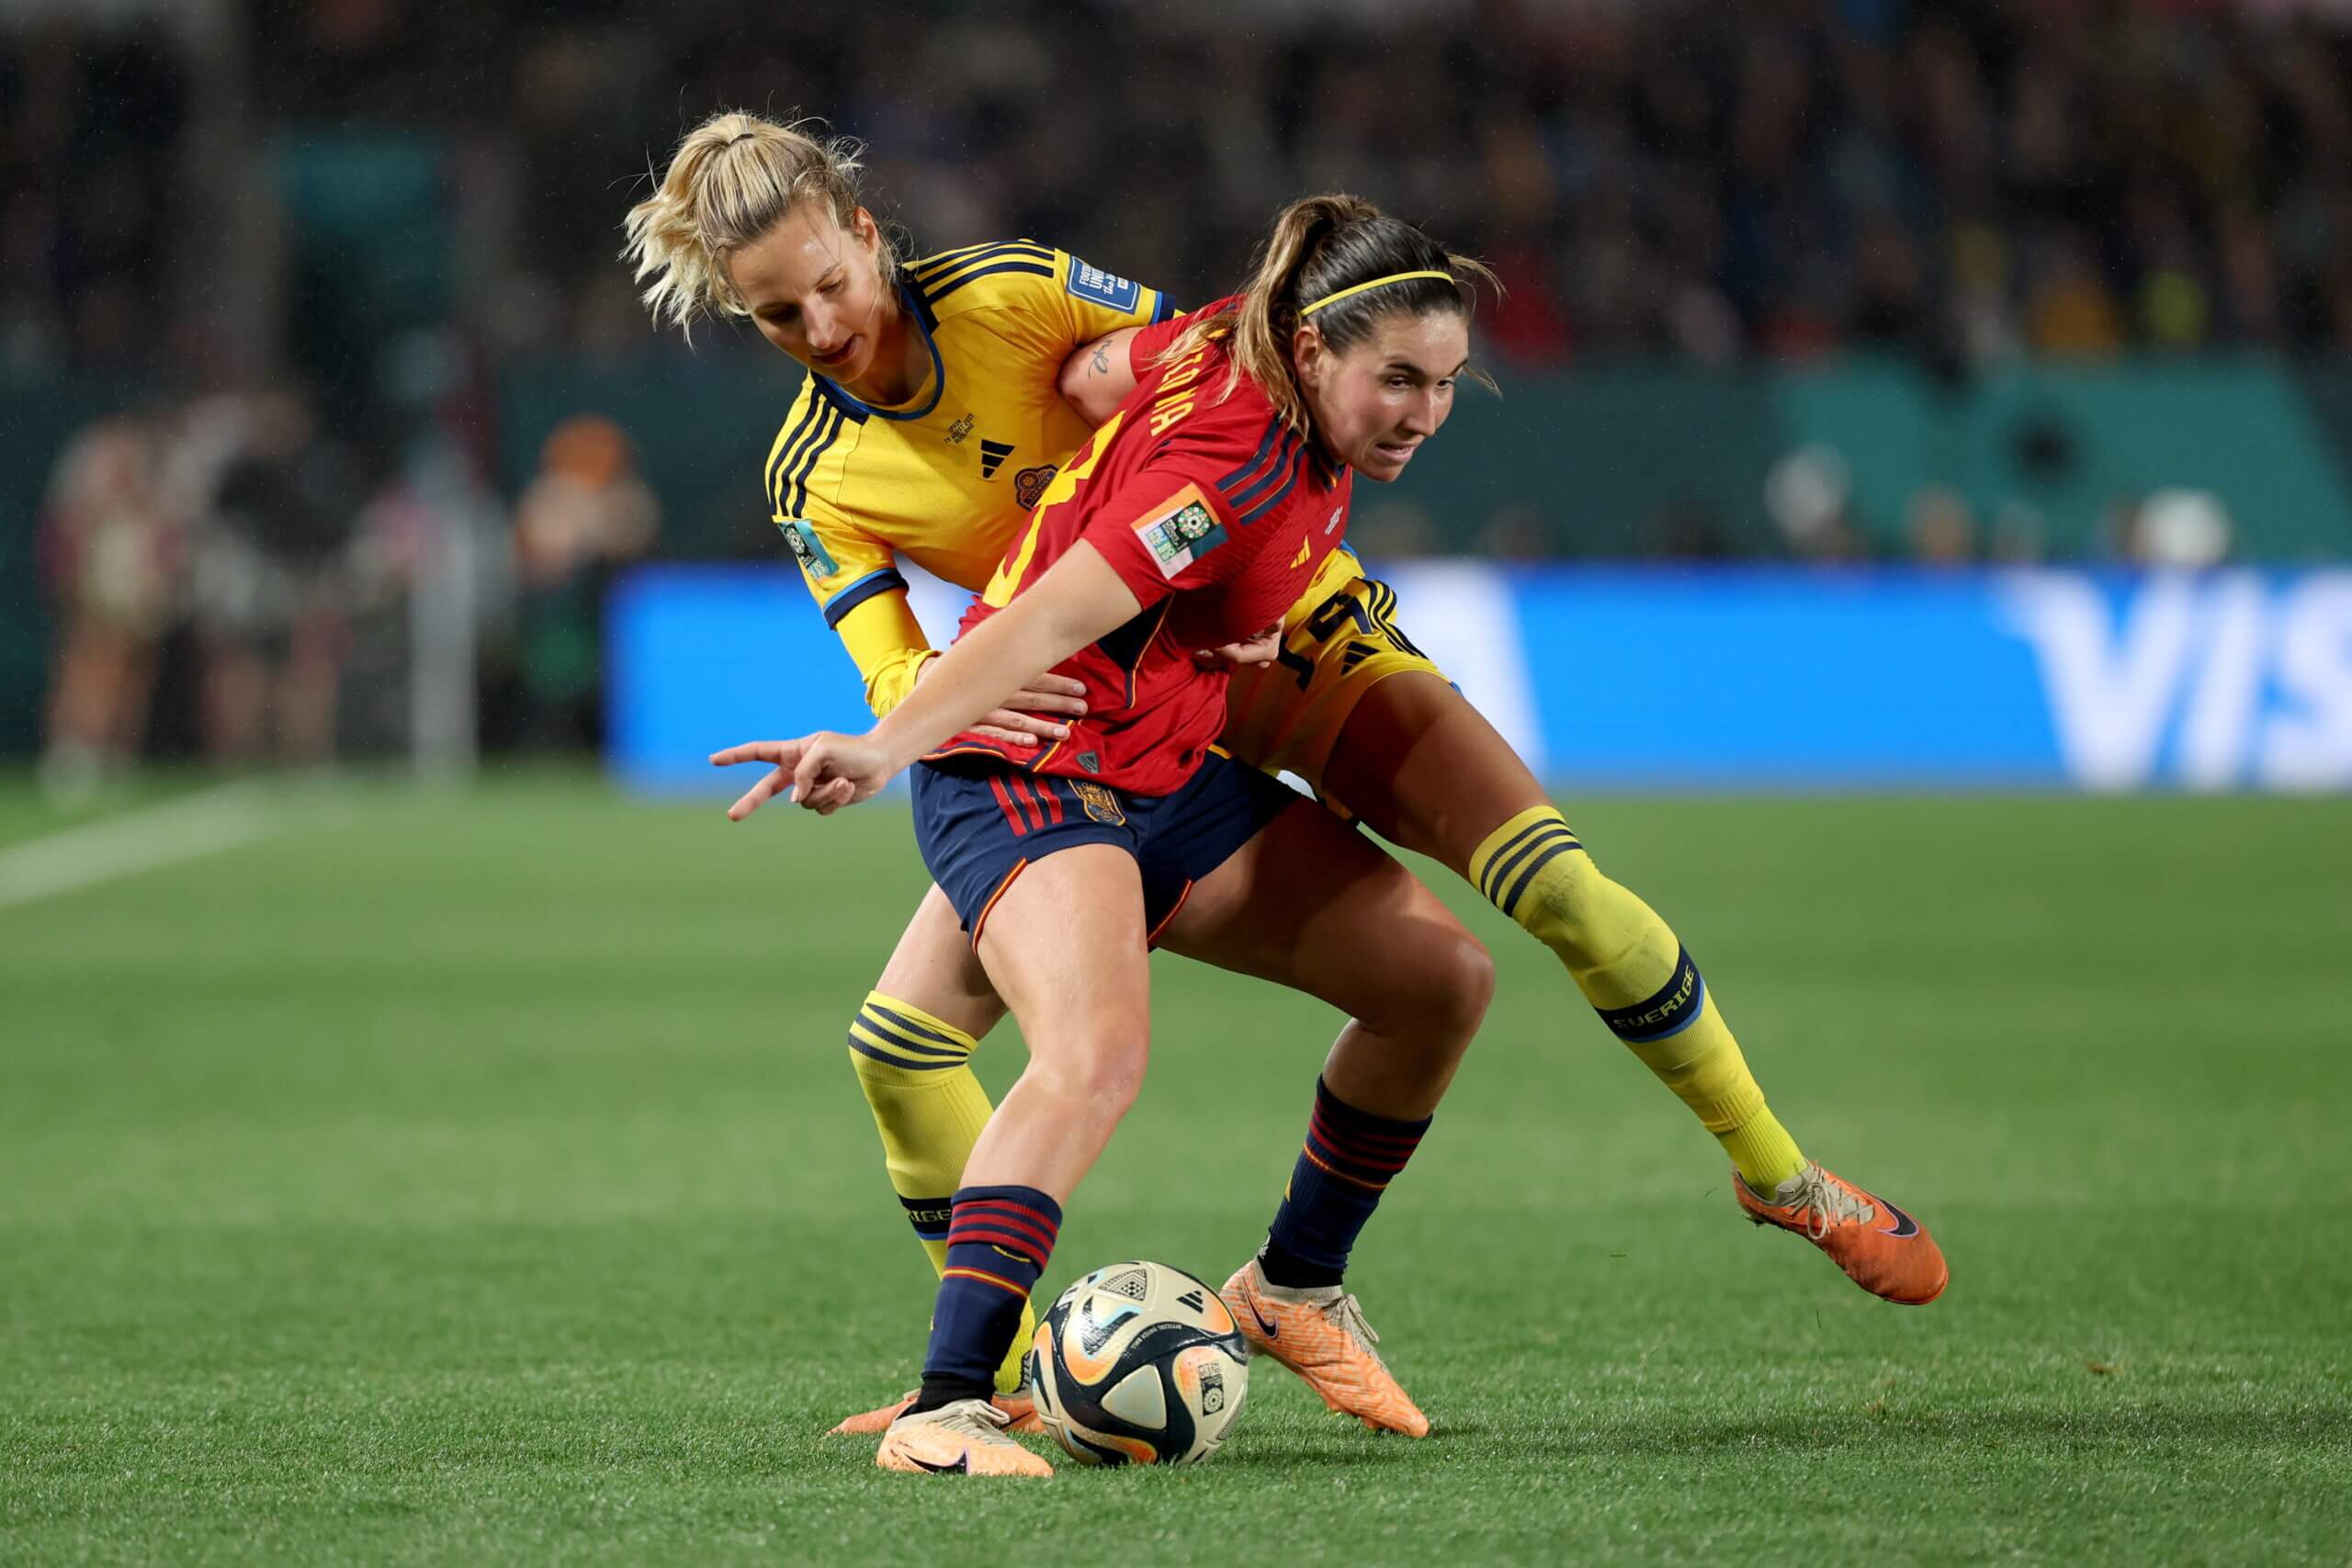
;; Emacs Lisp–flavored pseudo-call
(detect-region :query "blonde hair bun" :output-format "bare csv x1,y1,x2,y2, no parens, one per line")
621,110,885,339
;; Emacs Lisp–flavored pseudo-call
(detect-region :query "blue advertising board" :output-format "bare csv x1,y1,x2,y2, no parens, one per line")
607,564,2352,795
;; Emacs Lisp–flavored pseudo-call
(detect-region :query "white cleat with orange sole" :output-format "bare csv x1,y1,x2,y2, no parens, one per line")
874,1398,1053,1477
830,1386,1042,1438
1221,1258,1430,1438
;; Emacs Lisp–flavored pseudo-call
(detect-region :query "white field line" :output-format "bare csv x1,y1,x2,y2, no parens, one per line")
0,783,291,911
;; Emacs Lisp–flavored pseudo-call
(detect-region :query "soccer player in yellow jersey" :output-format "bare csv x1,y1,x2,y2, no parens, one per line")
624,112,1947,1433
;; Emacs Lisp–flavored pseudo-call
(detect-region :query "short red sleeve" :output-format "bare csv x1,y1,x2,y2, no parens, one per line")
1079,462,1262,606
1126,295,1237,378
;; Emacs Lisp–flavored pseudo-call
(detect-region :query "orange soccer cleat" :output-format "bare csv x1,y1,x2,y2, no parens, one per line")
1221,1258,1430,1438
874,1398,1053,1477
830,1385,1042,1437
1736,1161,1949,1305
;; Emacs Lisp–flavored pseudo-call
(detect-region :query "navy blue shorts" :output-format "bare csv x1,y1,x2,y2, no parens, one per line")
911,752,1301,947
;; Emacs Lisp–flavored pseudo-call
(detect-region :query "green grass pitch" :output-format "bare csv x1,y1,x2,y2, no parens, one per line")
3,775,2348,1564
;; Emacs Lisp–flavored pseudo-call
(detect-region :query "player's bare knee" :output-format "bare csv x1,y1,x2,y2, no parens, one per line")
1359,922,1492,1049
1029,1039,1149,1120
1426,928,1496,1045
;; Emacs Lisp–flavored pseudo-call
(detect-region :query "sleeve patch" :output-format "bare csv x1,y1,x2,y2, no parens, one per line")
1067,258,1142,312
1133,497,1227,579
778,519,839,580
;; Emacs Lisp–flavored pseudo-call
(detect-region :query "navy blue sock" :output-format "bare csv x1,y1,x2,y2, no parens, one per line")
911,1184,1063,1413
1260,1077,1431,1289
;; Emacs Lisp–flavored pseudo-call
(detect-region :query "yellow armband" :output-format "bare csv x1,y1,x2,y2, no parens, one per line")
834,588,937,719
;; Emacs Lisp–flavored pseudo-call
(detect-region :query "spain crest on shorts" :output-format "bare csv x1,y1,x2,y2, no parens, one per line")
1072,781,1126,826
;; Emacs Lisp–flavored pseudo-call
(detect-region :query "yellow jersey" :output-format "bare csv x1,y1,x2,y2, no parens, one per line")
766,241,1173,714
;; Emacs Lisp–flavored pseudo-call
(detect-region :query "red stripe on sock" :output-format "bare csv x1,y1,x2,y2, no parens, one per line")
1311,1105,1426,1151
1309,1109,1421,1170
1306,1133,1411,1179
946,1226,1050,1267
955,1201,1060,1251
1299,1143,1388,1190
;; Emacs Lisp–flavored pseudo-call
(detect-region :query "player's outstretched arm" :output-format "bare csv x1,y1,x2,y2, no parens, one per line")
710,542,1145,820
836,590,1087,747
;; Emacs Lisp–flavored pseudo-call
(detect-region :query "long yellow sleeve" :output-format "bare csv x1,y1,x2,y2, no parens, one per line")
834,587,938,718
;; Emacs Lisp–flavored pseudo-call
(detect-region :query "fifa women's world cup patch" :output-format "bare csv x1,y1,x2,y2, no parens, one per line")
1132,488,1227,579
778,519,838,579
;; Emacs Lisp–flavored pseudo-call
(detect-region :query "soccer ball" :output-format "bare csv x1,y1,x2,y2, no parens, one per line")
1028,1260,1250,1466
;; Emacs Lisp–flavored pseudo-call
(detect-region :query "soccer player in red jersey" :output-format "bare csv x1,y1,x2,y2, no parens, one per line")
633,124,1945,1447
713,198,1490,1475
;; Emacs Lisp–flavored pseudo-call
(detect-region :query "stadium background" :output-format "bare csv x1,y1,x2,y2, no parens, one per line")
5,2,2348,1563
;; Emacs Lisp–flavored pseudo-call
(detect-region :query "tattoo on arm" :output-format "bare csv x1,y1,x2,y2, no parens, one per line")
1088,338,1113,375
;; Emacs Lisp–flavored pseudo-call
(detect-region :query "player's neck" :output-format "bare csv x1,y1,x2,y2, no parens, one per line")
842,290,931,410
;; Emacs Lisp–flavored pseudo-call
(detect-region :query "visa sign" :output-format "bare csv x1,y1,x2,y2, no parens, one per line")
605,564,2352,795
2000,572,2352,791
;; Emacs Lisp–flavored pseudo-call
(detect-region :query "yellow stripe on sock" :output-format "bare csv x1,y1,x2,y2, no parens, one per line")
846,991,1036,1392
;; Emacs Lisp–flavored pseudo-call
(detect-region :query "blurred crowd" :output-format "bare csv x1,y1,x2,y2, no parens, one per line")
7,0,2350,774
36,388,657,793
10,0,2352,377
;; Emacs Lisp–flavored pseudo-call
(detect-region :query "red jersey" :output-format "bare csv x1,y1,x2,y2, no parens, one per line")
925,321,1351,795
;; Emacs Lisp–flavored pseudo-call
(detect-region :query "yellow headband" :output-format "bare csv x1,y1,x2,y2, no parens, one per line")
1299,270,1456,317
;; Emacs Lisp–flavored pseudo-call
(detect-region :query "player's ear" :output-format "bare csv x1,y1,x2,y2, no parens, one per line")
1291,323,1327,391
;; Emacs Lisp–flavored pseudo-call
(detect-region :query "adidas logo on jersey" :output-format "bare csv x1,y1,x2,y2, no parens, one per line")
979,438,1015,479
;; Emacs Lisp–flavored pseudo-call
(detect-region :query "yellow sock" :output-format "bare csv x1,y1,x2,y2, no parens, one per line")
848,991,1034,1394
1469,807,1806,1192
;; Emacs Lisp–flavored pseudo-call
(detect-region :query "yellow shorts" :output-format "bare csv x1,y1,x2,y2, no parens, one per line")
1217,560,1449,795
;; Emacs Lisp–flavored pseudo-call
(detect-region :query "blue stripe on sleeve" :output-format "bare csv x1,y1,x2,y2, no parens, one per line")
821,568,910,628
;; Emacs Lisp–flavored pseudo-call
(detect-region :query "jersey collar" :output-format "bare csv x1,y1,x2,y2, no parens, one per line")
814,277,945,423
1309,443,1344,491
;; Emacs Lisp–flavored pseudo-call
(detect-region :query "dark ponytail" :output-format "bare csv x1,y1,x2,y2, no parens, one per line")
1159,193,1495,434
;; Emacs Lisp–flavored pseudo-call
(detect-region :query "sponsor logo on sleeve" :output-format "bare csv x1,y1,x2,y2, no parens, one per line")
778,519,839,579
1132,493,1227,579
1067,258,1142,312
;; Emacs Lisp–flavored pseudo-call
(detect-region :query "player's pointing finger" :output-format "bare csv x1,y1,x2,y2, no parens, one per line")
709,740,792,768
726,767,788,822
